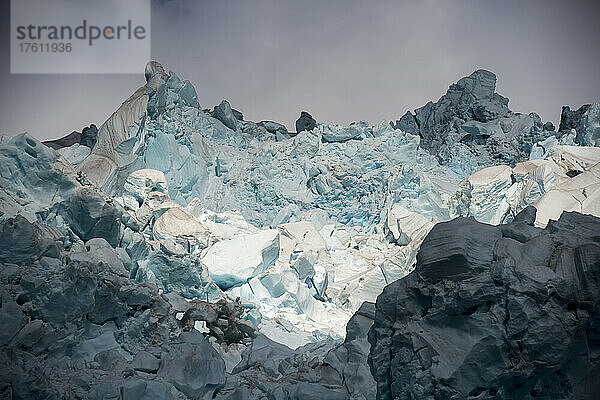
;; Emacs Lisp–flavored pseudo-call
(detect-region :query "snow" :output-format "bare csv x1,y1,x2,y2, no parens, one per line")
385,204,435,246
153,207,211,252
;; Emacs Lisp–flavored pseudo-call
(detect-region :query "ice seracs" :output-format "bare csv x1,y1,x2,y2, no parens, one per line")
202,229,280,290
384,204,435,246
451,165,514,225
5,64,599,354
2,61,599,399
450,141,600,227
575,103,600,146
123,168,169,205
396,69,556,174
7,63,598,352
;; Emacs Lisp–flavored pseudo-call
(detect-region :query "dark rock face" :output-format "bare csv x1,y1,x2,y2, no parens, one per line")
80,124,99,148
296,111,317,133
43,124,98,150
558,104,591,133
391,111,419,136
0,216,227,399
393,70,553,170
368,211,600,400
217,301,377,399
43,131,81,149
212,100,239,131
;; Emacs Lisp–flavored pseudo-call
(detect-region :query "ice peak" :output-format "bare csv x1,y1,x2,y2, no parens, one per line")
144,60,167,82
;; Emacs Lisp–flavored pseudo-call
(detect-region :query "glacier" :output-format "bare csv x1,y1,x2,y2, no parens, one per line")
1,61,599,399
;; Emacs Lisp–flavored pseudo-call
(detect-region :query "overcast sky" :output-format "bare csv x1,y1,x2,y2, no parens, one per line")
1,0,599,140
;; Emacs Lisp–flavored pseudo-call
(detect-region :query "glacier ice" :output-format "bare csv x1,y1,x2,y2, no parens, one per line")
56,142,91,166
202,229,280,289
4,62,599,350
1,60,599,399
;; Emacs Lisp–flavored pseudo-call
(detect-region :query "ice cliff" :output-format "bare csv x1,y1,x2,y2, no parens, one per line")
1,61,599,399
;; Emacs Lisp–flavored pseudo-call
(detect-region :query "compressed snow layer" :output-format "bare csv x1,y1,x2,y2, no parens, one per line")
535,163,600,227
153,207,211,251
385,204,435,246
450,140,600,228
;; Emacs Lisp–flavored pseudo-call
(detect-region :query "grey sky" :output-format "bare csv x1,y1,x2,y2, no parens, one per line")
1,0,599,140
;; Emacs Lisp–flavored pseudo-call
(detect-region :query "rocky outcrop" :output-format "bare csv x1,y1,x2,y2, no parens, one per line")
558,104,591,133
0,216,228,400
368,209,600,400
43,124,98,150
212,99,239,131
576,103,600,146
296,111,317,133
393,69,554,172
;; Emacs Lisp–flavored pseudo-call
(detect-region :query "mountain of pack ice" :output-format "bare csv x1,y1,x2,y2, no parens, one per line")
2,61,598,347
1,60,599,399
76,65,560,229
